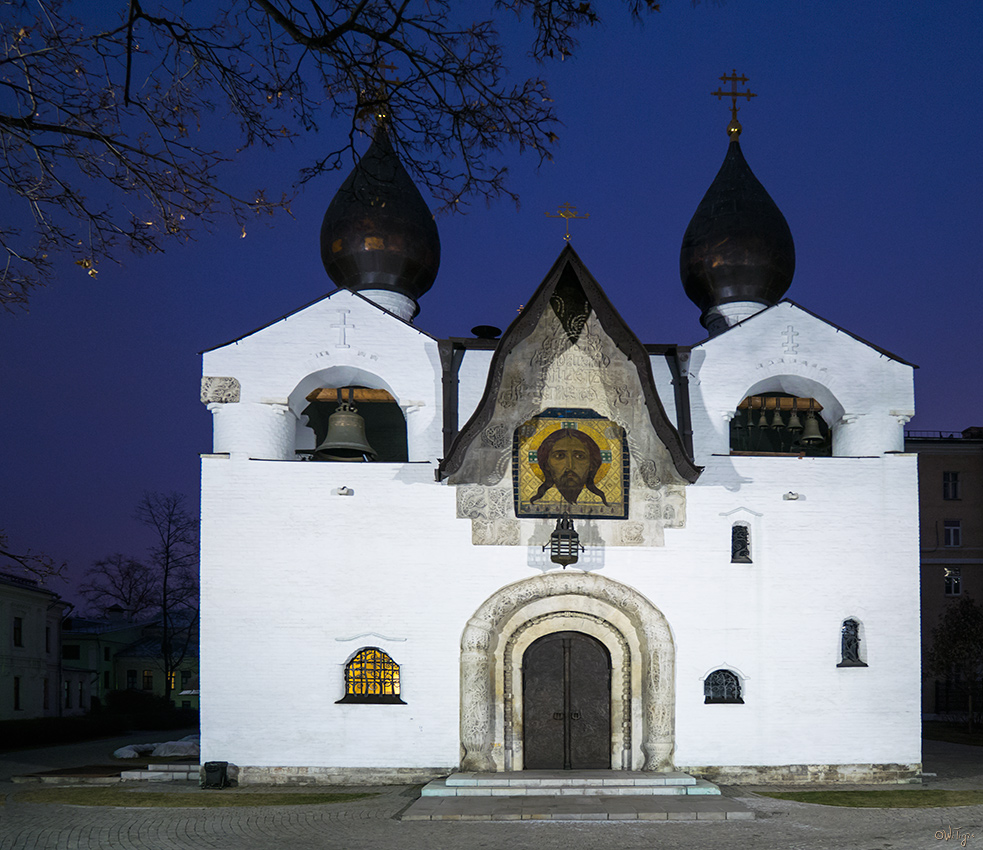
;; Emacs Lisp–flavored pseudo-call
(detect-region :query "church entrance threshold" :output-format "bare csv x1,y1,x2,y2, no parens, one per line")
523,631,611,769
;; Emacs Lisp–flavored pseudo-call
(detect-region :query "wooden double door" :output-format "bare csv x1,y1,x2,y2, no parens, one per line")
522,631,611,770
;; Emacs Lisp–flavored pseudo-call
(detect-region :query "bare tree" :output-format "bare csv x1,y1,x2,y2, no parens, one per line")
80,492,199,701
0,1,662,308
135,491,199,702
0,528,65,585
79,553,158,618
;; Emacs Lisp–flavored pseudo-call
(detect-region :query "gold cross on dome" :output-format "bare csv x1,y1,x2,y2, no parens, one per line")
546,203,589,241
357,60,402,125
711,70,756,138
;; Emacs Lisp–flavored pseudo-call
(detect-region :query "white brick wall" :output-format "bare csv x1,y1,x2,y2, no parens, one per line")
199,293,920,771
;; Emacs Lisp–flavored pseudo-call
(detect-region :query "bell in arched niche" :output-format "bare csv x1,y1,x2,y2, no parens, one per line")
304,387,408,462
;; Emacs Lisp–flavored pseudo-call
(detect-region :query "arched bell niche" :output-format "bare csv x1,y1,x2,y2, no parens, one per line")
288,367,407,461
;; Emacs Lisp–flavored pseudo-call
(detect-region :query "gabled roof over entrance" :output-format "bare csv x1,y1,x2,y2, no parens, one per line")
438,244,700,484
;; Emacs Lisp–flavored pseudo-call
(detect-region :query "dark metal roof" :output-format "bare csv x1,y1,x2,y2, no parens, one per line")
320,122,440,309
438,244,701,483
681,139,794,323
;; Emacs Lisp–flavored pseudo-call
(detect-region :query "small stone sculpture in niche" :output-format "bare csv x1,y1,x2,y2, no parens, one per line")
513,408,629,519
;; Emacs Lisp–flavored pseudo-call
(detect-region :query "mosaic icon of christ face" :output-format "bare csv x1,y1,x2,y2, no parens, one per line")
530,428,608,506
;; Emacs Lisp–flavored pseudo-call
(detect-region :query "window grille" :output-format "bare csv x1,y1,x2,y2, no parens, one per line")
704,669,743,704
731,525,752,563
838,619,867,667
336,648,406,704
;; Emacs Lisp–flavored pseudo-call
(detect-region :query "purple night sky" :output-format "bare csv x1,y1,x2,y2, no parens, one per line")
2,2,981,603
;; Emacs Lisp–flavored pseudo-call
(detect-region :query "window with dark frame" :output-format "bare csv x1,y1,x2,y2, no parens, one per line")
126,669,137,689
944,520,962,548
45,626,50,653
945,567,962,596
336,647,406,704
943,471,960,500
704,669,743,704
837,619,867,667
64,681,71,709
43,678,49,710
13,616,23,647
142,670,153,690
13,676,21,711
731,524,752,563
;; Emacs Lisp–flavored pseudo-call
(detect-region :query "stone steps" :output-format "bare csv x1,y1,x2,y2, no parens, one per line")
120,763,199,782
422,770,721,797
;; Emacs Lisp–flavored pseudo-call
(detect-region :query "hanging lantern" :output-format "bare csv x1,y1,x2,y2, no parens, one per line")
800,412,824,446
544,515,583,568
314,389,378,462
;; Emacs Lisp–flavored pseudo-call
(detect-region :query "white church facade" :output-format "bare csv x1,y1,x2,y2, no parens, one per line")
199,112,920,785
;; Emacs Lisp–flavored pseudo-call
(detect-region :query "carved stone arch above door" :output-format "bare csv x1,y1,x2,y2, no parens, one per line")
460,572,675,772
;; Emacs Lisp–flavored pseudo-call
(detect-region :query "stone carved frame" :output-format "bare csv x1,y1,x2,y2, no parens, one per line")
460,573,675,772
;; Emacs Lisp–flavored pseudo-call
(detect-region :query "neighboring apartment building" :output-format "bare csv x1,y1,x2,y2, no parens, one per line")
61,607,199,712
0,571,72,720
906,427,983,714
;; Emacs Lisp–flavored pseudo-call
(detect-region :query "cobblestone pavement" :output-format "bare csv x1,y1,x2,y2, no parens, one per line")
0,735,981,850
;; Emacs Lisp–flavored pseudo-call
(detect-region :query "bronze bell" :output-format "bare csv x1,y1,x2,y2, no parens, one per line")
800,412,824,446
787,408,803,433
314,400,378,462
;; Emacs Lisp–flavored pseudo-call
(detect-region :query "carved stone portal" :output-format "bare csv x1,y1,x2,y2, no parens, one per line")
460,572,675,772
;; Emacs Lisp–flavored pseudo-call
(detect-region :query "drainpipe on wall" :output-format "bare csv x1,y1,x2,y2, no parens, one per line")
666,347,695,459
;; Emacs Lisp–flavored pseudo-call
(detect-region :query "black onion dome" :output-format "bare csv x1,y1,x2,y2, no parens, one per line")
680,139,794,318
320,124,440,304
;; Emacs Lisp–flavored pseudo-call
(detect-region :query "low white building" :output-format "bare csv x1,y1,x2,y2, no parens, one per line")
199,117,920,785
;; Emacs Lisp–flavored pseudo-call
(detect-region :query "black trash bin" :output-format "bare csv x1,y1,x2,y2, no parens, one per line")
202,761,228,789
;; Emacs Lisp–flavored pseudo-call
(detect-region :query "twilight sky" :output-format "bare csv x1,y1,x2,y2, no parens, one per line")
2,1,981,603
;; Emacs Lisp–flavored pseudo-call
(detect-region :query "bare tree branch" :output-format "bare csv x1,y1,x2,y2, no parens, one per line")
1,0,665,309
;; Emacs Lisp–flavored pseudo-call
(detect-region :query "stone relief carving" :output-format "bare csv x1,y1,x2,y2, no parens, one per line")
460,572,675,773
200,376,241,404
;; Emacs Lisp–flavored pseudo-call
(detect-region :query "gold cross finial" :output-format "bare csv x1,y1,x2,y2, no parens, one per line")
711,69,756,140
546,202,589,242
357,60,402,127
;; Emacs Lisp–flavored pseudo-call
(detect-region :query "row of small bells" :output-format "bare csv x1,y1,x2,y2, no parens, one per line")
735,402,825,447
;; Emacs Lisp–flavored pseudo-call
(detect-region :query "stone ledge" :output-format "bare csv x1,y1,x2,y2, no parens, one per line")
680,762,922,785
236,766,454,786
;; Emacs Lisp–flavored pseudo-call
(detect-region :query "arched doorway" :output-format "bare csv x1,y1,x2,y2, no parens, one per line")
523,631,611,769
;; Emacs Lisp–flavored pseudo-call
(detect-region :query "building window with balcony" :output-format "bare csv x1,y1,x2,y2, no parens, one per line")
945,567,962,596
944,520,962,548
943,472,960,500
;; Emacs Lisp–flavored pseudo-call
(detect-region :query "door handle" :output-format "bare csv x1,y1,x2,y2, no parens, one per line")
570,711,581,720
552,711,564,720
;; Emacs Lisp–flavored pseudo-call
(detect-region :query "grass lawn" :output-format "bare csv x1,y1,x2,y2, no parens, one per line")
12,787,377,808
760,790,983,809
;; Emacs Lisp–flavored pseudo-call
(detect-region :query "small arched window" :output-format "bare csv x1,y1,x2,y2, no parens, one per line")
731,524,752,563
336,647,406,704
837,619,868,667
704,669,744,704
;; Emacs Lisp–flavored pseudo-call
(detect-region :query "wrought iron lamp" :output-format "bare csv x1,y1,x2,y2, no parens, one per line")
544,515,584,568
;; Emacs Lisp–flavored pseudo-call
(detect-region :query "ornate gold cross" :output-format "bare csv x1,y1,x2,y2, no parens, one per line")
357,60,401,125
545,203,589,242
711,70,756,138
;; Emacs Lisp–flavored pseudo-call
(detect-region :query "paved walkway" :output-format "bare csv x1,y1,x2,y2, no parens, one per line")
1,734,982,850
